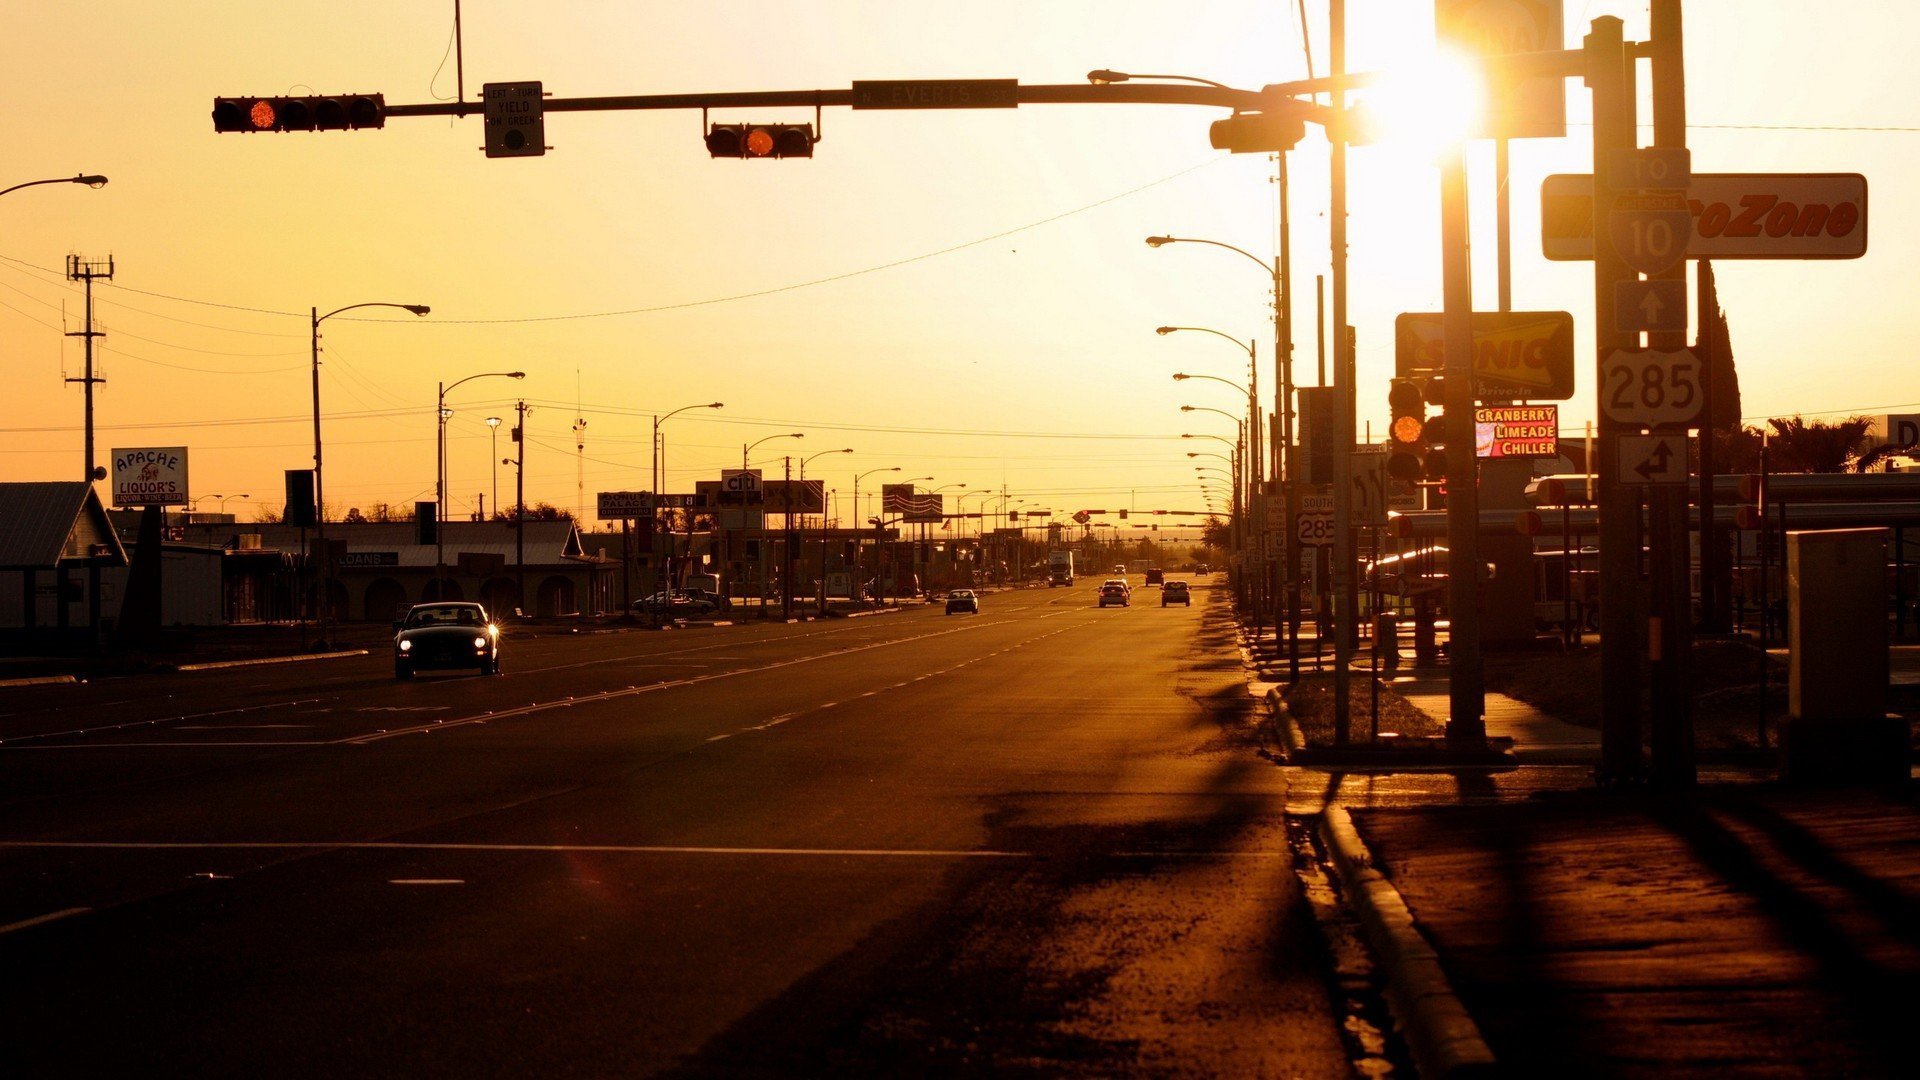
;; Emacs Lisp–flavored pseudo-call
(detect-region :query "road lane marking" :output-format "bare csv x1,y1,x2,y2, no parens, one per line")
0,840,1287,860
0,699,324,745
0,907,90,936
175,724,312,730
341,615,1031,745
389,878,465,886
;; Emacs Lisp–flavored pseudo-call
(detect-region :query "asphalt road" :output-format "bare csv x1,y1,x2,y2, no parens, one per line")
0,581,1347,1077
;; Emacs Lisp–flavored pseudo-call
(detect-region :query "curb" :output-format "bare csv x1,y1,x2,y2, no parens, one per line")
1267,689,1309,757
843,606,904,619
173,649,369,672
0,674,79,688
1318,804,1497,1079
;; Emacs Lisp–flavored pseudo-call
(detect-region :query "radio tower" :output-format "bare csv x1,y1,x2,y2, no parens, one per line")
65,255,114,484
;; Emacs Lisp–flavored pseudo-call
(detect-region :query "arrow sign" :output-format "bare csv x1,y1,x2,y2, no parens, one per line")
1614,279,1688,334
1617,434,1689,486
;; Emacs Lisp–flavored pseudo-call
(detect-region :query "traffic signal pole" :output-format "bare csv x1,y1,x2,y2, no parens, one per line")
1329,0,1355,745
1438,150,1485,746
1586,18,1645,784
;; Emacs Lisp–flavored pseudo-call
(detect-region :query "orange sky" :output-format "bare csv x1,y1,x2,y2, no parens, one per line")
2,2,1910,529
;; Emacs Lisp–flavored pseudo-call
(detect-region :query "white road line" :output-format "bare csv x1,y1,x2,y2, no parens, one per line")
0,840,1287,860
0,906,90,936
0,698,324,745
174,724,312,730
389,878,465,885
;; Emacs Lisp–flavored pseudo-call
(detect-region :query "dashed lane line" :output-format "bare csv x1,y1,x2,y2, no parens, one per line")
0,907,91,936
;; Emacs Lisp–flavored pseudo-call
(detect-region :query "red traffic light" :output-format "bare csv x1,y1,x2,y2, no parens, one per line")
707,123,816,159
213,94,385,134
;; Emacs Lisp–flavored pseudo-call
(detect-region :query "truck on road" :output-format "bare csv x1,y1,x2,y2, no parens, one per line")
1048,550,1074,587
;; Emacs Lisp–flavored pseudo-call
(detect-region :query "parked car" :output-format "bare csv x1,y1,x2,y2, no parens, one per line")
1161,580,1191,606
394,602,500,679
1098,582,1131,607
633,589,725,617
945,589,980,615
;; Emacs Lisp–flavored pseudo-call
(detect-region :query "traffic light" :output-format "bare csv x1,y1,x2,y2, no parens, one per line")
706,123,815,159
1209,111,1306,154
1118,509,1129,520
1421,377,1449,481
212,94,385,133
1387,377,1428,481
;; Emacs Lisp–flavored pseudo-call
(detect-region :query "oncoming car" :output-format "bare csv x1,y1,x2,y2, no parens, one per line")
1161,580,1192,606
394,602,501,679
1098,582,1131,608
945,589,980,615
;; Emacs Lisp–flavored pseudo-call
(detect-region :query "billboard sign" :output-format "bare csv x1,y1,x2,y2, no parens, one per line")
1474,405,1560,459
1394,311,1576,401
882,485,944,522
1542,173,1868,261
1435,0,1565,140
596,490,652,519
111,446,189,507
763,479,825,515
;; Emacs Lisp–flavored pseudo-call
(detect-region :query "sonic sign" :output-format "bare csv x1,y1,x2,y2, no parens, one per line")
111,446,190,507
1394,311,1576,401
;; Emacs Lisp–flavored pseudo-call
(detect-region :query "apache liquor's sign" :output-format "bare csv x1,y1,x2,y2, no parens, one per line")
111,446,189,507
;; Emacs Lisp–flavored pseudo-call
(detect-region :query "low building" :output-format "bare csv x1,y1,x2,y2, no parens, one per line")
0,482,127,640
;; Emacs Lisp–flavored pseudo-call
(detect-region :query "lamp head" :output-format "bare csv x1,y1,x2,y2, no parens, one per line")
75,174,109,189
1145,235,1173,248
708,402,724,409
507,371,526,379
404,305,430,316
1155,326,1176,335
1180,405,1197,412
486,416,501,428
1087,69,1129,85
1172,373,1190,381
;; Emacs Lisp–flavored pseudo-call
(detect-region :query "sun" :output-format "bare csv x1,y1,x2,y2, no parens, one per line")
1352,47,1487,161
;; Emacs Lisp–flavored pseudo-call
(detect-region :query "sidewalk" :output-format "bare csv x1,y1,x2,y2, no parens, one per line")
1243,617,1920,1074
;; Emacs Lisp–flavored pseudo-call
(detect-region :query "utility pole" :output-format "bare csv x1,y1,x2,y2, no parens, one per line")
782,456,795,620
514,400,528,613
1329,0,1355,744
1439,148,1485,745
1649,0,1696,786
65,256,113,485
1588,16,1643,784
67,255,112,646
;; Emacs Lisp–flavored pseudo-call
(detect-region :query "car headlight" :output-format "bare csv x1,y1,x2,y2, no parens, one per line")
473,636,489,649
398,639,413,651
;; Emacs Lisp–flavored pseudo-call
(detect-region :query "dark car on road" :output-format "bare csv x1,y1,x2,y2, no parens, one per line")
1098,582,1130,608
945,589,980,615
1161,580,1191,606
394,602,500,679
633,589,726,617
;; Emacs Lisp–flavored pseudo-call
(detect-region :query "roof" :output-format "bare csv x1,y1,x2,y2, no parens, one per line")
0,482,127,570
152,519,606,569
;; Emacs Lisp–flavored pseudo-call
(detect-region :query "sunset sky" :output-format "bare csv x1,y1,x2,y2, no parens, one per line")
2,2,1909,529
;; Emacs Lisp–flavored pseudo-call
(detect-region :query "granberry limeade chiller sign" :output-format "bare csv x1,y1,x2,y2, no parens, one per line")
111,446,189,507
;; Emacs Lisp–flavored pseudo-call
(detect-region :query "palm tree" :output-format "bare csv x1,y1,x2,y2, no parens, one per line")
1761,415,1871,473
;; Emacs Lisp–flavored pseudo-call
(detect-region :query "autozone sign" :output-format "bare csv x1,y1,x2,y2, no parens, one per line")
1542,173,1867,260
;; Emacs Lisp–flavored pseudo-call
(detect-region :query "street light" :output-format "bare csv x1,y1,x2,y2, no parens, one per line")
0,173,109,199
1149,230,1301,678
652,401,724,602
1173,371,1249,396
852,466,901,532
221,494,251,516
486,417,502,517
190,494,222,510
437,371,526,593
745,431,803,468
1086,70,1232,90
311,300,428,639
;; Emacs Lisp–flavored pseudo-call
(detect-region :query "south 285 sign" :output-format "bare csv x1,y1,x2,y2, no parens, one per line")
1600,348,1701,427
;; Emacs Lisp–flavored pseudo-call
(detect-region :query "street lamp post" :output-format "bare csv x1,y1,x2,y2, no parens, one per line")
0,173,108,199
1150,230,1298,679
852,466,901,602
436,371,526,596
311,300,429,642
221,494,251,517
1182,404,1246,584
800,449,853,611
486,417,502,517
744,432,804,468
650,402,723,615
1159,326,1262,620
